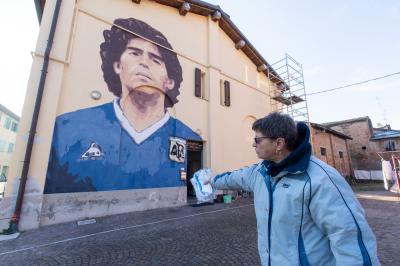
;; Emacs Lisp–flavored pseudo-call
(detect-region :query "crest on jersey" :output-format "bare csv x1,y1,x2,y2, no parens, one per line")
169,137,186,163
80,142,103,160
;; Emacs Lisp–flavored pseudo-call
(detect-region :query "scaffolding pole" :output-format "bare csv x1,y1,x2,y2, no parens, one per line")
268,53,309,123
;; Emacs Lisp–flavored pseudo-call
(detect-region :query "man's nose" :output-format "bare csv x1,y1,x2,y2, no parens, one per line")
139,62,149,69
138,54,150,69
252,142,257,148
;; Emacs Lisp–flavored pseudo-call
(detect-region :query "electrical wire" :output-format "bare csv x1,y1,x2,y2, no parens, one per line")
307,71,400,96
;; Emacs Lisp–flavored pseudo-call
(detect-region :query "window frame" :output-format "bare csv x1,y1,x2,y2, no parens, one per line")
194,68,207,100
7,143,14,153
11,121,18,132
384,140,396,151
3,117,11,130
220,79,231,107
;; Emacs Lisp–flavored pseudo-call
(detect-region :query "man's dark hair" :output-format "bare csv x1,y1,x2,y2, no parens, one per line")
252,112,298,150
100,17,182,109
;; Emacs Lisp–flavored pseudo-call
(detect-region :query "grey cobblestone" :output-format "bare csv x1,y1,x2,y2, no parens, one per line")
0,190,398,265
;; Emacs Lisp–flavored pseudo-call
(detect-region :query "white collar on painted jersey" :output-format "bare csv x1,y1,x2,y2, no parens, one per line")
113,99,170,144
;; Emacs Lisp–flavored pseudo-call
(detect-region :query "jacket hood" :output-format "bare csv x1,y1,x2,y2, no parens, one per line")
263,122,312,177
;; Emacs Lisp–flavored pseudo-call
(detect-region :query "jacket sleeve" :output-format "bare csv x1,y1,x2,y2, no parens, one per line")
211,164,258,192
308,165,379,266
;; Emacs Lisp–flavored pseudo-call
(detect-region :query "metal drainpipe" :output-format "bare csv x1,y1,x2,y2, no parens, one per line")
8,0,63,233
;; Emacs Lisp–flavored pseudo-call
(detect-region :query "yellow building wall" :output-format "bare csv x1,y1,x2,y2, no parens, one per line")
0,111,19,197
1,0,274,230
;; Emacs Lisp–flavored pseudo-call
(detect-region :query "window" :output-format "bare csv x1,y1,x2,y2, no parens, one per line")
7,143,14,153
194,68,206,99
320,147,327,156
362,146,367,150
3,117,11,130
220,80,231,107
1,166,9,178
0,140,6,152
339,151,343,158
11,121,18,132
384,140,396,151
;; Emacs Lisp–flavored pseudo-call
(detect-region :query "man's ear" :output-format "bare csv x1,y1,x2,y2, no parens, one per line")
113,62,121,74
164,78,175,91
276,138,286,150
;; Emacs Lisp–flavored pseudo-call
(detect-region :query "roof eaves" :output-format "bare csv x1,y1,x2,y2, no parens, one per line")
34,0,46,24
371,132,400,140
310,122,352,140
0,103,20,121
216,11,284,85
36,0,286,87
322,116,370,127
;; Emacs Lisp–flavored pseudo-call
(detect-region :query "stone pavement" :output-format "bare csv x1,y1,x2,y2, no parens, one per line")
356,190,400,266
0,190,398,265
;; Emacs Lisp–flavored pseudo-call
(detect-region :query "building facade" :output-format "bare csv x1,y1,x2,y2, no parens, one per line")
0,104,20,197
370,125,400,154
324,117,400,180
0,0,285,230
310,123,352,177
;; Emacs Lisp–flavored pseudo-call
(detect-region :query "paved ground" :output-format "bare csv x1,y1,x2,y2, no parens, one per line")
0,190,398,265
356,190,400,266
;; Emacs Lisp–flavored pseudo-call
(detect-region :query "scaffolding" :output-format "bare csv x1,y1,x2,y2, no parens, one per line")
268,53,309,122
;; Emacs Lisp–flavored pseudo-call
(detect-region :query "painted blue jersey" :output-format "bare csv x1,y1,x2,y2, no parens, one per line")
44,102,201,193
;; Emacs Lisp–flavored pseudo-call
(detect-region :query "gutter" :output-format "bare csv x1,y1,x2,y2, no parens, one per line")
6,0,62,233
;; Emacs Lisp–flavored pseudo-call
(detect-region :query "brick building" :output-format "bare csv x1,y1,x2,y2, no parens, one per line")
310,123,352,177
324,117,400,179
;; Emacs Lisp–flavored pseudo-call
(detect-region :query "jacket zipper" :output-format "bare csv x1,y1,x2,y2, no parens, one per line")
264,175,283,266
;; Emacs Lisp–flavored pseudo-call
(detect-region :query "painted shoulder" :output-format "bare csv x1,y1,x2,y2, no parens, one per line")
56,102,115,125
169,117,202,141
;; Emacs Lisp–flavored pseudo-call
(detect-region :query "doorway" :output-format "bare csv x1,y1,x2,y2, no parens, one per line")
186,141,203,199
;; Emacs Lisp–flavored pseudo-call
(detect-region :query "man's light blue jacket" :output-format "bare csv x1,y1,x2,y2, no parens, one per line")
212,123,379,266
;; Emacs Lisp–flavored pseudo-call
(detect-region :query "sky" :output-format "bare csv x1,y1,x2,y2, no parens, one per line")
1,0,399,128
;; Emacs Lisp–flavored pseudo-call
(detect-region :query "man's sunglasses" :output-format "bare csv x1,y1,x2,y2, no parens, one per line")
254,136,278,144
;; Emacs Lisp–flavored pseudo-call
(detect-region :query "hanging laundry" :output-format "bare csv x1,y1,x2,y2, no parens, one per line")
389,159,400,193
381,160,394,190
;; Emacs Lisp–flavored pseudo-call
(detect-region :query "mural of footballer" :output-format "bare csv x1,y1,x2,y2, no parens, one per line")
44,17,201,193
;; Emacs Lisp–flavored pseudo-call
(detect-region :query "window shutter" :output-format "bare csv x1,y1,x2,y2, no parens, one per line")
224,80,231,106
195,68,201,97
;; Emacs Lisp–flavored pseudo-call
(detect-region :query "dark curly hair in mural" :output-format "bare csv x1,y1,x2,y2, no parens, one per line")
100,17,182,108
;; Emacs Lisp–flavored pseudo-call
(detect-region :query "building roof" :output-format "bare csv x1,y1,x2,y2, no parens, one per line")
34,0,286,87
0,103,20,122
310,122,352,140
371,128,400,140
322,116,371,127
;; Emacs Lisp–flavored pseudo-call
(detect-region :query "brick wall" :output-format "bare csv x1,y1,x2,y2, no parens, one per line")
311,127,352,177
330,120,381,170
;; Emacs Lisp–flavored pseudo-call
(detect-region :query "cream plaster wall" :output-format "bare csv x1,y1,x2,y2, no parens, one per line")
1,0,275,230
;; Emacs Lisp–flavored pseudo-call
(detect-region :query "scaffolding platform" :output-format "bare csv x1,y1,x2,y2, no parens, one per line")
268,53,309,122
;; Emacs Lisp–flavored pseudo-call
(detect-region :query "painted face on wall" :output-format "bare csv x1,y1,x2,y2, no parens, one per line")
113,38,175,104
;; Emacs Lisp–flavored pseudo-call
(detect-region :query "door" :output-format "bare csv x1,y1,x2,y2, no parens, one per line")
186,141,203,198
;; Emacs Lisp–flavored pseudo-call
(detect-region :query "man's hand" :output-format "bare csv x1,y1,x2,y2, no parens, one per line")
199,169,213,186
203,175,212,185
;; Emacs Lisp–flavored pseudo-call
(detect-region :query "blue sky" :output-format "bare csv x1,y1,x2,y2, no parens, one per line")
206,0,400,128
1,1,399,128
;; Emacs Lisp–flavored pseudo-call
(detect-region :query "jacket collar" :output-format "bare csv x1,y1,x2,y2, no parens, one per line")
260,122,312,178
